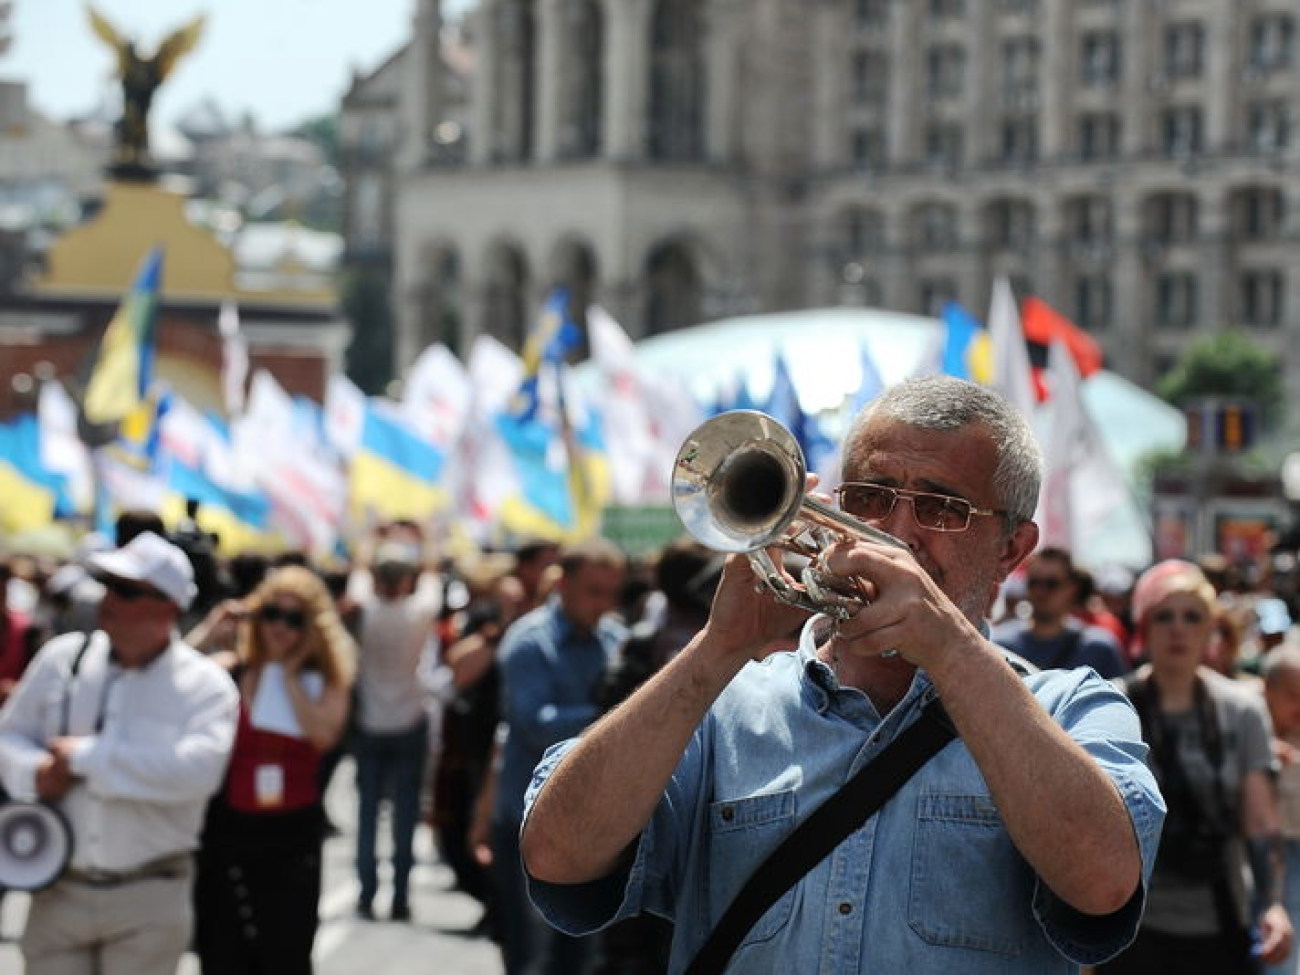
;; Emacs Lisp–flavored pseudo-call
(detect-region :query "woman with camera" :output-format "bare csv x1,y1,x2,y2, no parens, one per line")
192,565,355,975
1099,559,1293,974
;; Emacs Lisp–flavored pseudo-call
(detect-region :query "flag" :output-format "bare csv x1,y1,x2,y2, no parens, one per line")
38,380,94,514
451,335,525,541
940,301,993,383
324,374,368,460
587,305,657,504
402,343,471,452
513,287,582,421
237,371,346,556
349,397,450,524
766,353,835,477
83,246,163,425
1020,297,1104,399
0,414,68,532
850,340,886,414
1037,339,1133,552
987,277,1037,417
219,300,248,418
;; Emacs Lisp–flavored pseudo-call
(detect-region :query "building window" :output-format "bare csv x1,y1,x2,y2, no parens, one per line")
914,203,959,251
1145,192,1199,245
1000,116,1038,163
1066,196,1112,247
924,124,964,168
1240,270,1285,327
1075,274,1112,330
1155,273,1199,328
851,50,888,106
1080,31,1121,86
926,45,966,101
648,0,706,162
1247,102,1291,153
1000,0,1039,12
1162,105,1203,158
1002,37,1040,102
986,198,1036,250
1233,186,1286,241
843,208,885,256
919,277,958,316
1249,14,1295,71
1079,113,1121,161
929,0,965,21
855,0,888,29
851,127,886,170
1164,22,1205,79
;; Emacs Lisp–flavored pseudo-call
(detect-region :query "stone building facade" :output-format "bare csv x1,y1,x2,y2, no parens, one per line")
349,0,1299,415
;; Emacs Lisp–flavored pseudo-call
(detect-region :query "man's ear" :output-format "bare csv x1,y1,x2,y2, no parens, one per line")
999,520,1040,581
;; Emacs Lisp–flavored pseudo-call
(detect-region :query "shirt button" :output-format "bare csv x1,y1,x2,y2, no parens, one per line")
838,902,853,915
720,805,735,822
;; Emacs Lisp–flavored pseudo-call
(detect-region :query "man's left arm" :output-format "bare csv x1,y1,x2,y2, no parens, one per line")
59,670,239,804
927,634,1158,917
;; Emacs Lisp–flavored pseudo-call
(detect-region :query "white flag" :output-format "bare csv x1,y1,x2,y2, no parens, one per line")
219,300,248,418
402,343,471,452
37,380,95,513
988,277,1036,422
588,305,657,504
450,336,524,541
1037,340,1132,553
325,374,368,460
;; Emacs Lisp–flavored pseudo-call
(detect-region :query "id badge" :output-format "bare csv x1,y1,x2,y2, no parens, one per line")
254,764,285,807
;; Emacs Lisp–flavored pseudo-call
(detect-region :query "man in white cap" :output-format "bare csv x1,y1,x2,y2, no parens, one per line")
0,531,239,975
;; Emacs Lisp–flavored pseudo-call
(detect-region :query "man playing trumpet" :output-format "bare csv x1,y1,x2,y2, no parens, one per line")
521,375,1165,973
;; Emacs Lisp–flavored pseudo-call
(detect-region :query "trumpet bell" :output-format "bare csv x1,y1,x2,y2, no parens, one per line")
672,410,806,553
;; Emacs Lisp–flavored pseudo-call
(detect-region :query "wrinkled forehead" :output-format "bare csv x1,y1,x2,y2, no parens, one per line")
845,417,998,490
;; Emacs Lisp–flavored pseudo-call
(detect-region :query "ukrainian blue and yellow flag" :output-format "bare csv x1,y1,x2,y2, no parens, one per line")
83,246,163,426
941,300,993,384
513,288,583,421
0,414,72,533
349,399,450,524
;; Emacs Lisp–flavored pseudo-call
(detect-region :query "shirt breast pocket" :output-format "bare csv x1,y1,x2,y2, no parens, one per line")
908,793,1033,957
706,789,797,946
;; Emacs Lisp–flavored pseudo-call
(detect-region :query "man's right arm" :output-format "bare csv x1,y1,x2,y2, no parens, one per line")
0,638,73,800
521,554,808,886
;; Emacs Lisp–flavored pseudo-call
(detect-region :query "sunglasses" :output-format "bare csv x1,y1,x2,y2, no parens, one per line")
1150,608,1207,626
257,605,307,629
1027,577,1067,592
100,576,163,601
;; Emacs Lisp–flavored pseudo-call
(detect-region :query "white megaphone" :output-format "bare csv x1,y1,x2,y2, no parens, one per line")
0,802,73,891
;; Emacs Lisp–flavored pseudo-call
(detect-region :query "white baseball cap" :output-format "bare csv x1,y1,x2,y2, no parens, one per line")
85,532,197,611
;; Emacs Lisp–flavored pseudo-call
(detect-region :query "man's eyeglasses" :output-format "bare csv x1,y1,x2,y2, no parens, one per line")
257,605,307,630
100,576,162,601
835,482,1004,533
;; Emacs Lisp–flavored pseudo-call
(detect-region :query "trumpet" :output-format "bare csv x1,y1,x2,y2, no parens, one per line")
671,410,907,619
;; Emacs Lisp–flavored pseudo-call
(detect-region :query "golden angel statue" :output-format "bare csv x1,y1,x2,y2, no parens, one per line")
87,5,206,175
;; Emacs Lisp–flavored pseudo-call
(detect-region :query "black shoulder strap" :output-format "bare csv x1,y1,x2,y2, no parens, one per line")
59,631,95,737
684,697,955,975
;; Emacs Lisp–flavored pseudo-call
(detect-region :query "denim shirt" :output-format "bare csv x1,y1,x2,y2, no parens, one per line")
495,599,627,828
524,624,1165,974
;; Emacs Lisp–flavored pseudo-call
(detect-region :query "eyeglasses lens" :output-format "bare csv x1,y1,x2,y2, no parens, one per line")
259,606,306,629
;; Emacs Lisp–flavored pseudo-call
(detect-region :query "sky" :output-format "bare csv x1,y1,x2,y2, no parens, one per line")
3,0,473,133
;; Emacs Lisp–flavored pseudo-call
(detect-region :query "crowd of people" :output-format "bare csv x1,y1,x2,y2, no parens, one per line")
1,375,1299,973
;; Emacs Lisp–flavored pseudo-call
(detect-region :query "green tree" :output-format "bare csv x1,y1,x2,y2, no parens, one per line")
293,113,341,168
1155,329,1283,432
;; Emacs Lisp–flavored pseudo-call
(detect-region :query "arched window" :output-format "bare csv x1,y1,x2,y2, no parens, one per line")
644,241,700,334
483,242,531,349
648,0,706,161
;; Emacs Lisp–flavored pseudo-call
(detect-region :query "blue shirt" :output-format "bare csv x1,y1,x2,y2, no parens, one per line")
494,598,627,827
524,623,1165,974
